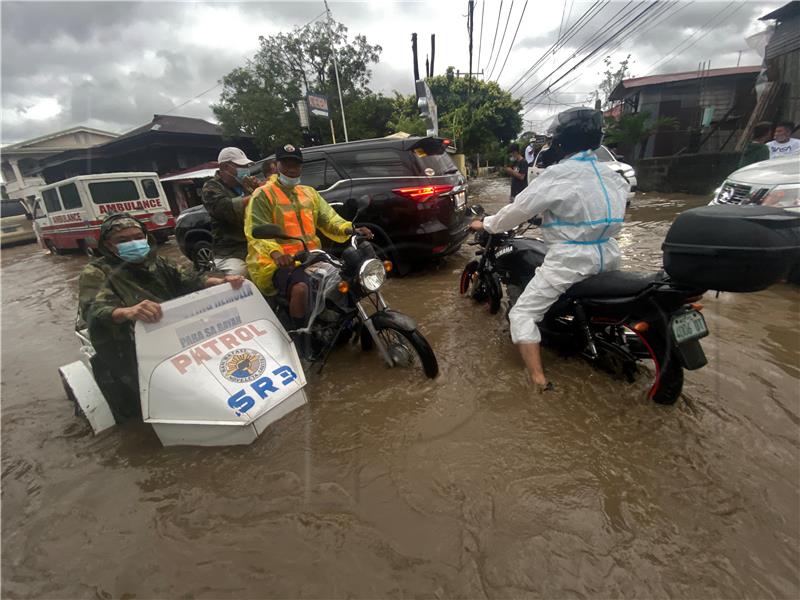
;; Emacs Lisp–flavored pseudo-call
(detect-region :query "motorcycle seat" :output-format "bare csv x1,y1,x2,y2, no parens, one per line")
565,270,659,298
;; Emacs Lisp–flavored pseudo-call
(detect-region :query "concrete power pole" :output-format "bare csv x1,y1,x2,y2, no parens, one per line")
324,0,348,142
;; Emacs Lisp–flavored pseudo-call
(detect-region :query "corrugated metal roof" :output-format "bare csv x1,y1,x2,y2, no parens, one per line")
609,66,761,100
760,1,800,21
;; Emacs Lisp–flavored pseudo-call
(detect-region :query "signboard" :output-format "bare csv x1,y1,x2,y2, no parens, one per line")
135,281,307,446
307,93,330,119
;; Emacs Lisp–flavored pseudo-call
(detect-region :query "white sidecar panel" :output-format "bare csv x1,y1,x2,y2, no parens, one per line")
135,281,307,446
59,361,115,435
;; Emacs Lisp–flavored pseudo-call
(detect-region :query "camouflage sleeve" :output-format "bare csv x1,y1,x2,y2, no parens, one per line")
313,189,352,243
160,257,207,295
201,177,247,227
78,264,122,328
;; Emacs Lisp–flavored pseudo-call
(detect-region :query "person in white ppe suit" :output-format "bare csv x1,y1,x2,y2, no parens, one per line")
470,108,628,390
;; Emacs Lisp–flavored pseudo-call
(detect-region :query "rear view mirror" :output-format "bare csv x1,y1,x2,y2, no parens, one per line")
356,195,371,212
252,223,287,239
469,204,485,217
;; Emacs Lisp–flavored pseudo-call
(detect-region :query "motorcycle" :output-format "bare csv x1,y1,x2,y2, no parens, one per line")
459,207,708,404
252,198,438,379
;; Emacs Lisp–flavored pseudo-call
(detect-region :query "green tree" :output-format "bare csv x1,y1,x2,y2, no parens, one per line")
597,55,632,109
390,68,522,162
604,112,679,159
213,19,382,153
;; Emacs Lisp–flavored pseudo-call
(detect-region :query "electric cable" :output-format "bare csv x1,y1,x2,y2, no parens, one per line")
483,0,504,72
487,0,515,80
493,0,530,82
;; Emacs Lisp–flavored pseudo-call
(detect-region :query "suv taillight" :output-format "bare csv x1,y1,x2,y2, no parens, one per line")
392,185,454,202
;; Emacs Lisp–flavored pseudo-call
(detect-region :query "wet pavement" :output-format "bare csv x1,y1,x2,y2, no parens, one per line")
2,178,798,598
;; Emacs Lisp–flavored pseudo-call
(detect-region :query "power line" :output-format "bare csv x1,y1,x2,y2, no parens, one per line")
494,0,529,82
518,0,639,103
507,0,607,95
545,0,688,103
482,0,503,72
643,1,744,76
487,0,515,80
476,0,486,72
522,1,661,107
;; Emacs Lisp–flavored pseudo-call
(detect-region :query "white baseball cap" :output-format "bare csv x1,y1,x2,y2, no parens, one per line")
217,147,252,166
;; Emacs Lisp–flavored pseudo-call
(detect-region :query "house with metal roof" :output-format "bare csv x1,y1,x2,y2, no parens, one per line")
608,65,761,159
760,1,800,126
35,114,257,185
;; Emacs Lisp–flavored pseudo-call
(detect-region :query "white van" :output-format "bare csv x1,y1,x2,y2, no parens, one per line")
527,145,637,199
37,172,174,254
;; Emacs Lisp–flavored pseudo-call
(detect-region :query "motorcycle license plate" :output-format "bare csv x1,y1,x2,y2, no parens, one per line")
671,310,708,344
454,191,466,209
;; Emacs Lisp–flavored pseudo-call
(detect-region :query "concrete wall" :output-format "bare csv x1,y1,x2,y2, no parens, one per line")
634,152,742,195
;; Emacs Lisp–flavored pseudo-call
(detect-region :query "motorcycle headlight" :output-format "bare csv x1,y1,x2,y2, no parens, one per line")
623,168,635,178
358,258,386,292
151,211,169,226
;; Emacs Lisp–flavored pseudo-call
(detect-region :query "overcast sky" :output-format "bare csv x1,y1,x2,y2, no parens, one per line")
0,0,783,145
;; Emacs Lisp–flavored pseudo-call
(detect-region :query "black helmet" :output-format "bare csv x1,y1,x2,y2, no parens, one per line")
547,107,603,157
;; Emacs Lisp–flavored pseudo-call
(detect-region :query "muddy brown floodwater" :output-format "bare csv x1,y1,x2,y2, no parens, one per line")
2,178,799,598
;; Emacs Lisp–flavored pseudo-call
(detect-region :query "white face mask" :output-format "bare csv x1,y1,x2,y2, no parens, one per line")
278,173,301,188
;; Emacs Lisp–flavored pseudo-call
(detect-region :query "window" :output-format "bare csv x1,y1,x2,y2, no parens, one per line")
333,149,413,178
142,179,160,198
324,162,343,188
416,152,458,176
42,188,62,213
0,200,27,218
595,146,615,162
301,160,327,190
59,183,82,209
88,180,140,204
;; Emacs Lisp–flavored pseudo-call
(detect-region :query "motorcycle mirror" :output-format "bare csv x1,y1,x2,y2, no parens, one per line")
353,195,371,220
252,223,288,240
470,204,485,216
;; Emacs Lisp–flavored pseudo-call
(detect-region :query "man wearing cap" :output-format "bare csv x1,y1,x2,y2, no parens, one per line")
78,213,244,422
201,147,261,276
245,144,373,325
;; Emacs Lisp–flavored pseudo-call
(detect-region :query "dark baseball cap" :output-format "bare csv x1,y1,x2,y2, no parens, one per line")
275,143,303,162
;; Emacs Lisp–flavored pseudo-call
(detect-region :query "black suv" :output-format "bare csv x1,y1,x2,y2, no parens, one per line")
175,136,470,271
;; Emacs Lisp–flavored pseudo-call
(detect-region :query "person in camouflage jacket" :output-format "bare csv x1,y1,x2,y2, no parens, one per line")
78,213,243,422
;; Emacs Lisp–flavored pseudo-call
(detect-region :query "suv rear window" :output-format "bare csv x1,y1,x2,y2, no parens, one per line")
89,180,140,204
416,152,458,176
1,200,27,218
333,149,414,178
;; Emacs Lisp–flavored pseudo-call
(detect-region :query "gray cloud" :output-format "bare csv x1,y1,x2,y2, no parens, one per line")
0,0,786,144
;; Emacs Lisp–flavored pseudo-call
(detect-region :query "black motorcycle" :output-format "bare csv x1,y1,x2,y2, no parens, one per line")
252,200,438,379
459,209,708,404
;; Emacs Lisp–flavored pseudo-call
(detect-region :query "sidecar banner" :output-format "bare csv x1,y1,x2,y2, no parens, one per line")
135,281,307,430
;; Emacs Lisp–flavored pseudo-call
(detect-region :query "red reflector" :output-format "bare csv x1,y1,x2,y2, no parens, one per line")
432,245,446,253
443,138,451,145
392,184,454,202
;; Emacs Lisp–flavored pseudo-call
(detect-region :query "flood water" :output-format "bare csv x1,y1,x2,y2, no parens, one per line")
2,178,799,598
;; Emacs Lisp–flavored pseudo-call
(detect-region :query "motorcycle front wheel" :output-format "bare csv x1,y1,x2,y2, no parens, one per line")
374,325,439,379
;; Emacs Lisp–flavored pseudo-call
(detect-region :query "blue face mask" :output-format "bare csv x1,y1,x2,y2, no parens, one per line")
278,173,300,188
116,238,150,263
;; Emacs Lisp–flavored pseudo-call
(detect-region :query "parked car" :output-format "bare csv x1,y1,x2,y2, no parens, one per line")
710,155,800,283
0,198,37,246
527,144,637,199
175,136,470,272
709,155,800,212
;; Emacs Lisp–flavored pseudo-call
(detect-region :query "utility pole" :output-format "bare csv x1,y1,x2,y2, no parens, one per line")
467,0,475,118
412,33,420,82
430,34,436,77
324,0,348,142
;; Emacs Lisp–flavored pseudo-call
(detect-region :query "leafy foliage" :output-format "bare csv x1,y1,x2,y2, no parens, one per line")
212,19,382,153
604,112,678,159
598,55,632,109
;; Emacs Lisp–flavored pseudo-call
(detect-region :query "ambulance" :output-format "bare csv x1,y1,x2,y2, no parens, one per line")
36,172,175,254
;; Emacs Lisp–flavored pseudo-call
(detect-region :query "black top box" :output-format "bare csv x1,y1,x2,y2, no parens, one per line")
662,205,800,292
